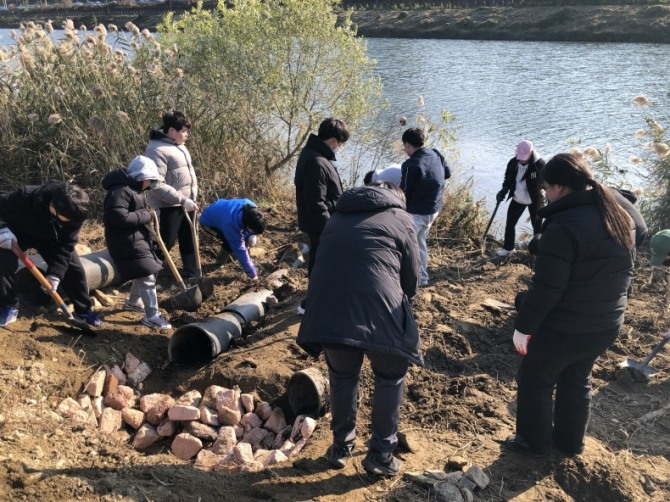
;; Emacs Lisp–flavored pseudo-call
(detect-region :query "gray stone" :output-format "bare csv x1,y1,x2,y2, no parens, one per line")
464,465,489,489
460,486,474,502
404,472,437,487
184,421,218,442
457,476,477,492
424,470,449,481
434,481,464,502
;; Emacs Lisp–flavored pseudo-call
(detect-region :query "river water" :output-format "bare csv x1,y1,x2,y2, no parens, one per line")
365,38,670,207
0,29,668,208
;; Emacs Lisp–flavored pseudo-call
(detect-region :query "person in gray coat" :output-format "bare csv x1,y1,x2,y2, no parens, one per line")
144,111,199,280
297,183,421,477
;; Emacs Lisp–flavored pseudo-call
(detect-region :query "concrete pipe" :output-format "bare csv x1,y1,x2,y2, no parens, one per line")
168,311,243,362
168,289,273,362
15,248,121,292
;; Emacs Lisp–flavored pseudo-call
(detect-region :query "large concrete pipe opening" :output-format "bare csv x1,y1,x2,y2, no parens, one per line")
168,290,273,362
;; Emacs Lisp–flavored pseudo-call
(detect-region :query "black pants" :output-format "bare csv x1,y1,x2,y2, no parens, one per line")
201,224,231,252
515,327,619,454
157,206,195,259
0,245,92,314
307,232,321,277
324,346,409,454
503,200,542,251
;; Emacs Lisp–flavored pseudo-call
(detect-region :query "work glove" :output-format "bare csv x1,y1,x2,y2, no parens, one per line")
513,329,531,356
182,198,198,212
42,275,60,294
246,235,258,248
496,189,507,203
0,227,17,250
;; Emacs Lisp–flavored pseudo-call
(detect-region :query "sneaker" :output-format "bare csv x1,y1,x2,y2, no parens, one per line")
73,310,103,328
140,314,172,330
326,444,353,469
0,305,19,327
496,248,515,257
361,451,402,476
123,299,144,313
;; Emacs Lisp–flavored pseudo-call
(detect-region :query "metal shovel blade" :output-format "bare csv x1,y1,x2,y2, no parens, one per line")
619,335,669,381
620,358,660,381
173,285,203,312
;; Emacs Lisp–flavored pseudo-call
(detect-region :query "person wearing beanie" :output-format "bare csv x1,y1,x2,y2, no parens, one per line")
102,155,171,330
649,229,670,266
495,140,546,257
144,110,199,281
199,199,266,280
509,153,634,457
0,181,101,328
363,164,402,187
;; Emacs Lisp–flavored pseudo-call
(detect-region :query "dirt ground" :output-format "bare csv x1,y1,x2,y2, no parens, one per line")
0,201,668,501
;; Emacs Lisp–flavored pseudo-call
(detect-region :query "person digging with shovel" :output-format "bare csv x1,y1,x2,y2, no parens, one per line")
102,156,172,330
0,181,102,328
199,199,266,280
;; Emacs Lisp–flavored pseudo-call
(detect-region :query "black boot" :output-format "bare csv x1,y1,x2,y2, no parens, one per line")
181,253,198,283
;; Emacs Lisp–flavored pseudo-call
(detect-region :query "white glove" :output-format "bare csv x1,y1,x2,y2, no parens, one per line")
0,227,17,250
246,235,258,248
513,329,532,356
43,275,60,293
182,198,198,212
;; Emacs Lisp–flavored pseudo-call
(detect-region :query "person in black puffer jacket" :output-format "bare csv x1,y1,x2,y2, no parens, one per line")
507,153,635,458
102,156,171,330
297,183,421,477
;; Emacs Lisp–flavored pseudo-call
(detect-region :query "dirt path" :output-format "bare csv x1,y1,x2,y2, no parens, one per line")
0,203,668,501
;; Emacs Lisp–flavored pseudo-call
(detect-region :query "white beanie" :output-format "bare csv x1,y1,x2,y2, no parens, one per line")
127,155,159,182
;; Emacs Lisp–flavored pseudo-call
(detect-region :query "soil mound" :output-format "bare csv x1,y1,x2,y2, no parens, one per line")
0,202,668,501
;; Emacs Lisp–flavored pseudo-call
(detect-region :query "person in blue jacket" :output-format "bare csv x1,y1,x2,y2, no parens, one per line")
199,199,266,279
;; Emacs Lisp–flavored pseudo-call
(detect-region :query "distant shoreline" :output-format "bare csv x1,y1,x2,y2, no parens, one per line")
1,4,669,44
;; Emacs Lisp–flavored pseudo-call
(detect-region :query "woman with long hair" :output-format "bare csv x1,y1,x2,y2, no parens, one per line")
508,152,634,457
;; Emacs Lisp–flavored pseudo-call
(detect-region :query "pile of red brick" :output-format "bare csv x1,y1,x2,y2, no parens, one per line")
55,352,317,472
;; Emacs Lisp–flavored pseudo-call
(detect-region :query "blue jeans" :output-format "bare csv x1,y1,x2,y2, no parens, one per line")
411,212,438,285
324,346,409,454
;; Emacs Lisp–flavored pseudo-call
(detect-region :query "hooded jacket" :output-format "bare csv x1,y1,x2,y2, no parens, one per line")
294,134,343,235
102,166,162,280
144,128,198,209
297,186,423,365
199,198,258,278
0,181,83,280
515,189,634,336
400,147,446,215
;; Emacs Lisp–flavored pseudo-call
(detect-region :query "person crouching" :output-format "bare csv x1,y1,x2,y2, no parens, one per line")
102,156,171,329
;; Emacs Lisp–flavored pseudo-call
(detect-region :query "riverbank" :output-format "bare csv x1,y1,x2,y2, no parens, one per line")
2,4,670,43
350,5,670,43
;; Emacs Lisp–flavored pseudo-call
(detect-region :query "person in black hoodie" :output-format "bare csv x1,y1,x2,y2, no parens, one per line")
102,156,171,330
0,181,101,327
508,153,634,457
297,183,421,477
294,117,349,313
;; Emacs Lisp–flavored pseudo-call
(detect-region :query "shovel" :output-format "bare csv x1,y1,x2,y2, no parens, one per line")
620,332,670,381
183,208,214,300
11,242,94,334
481,199,501,253
149,210,202,312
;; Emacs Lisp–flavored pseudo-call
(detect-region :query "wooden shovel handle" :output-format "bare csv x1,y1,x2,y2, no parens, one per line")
148,210,188,291
11,242,72,319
